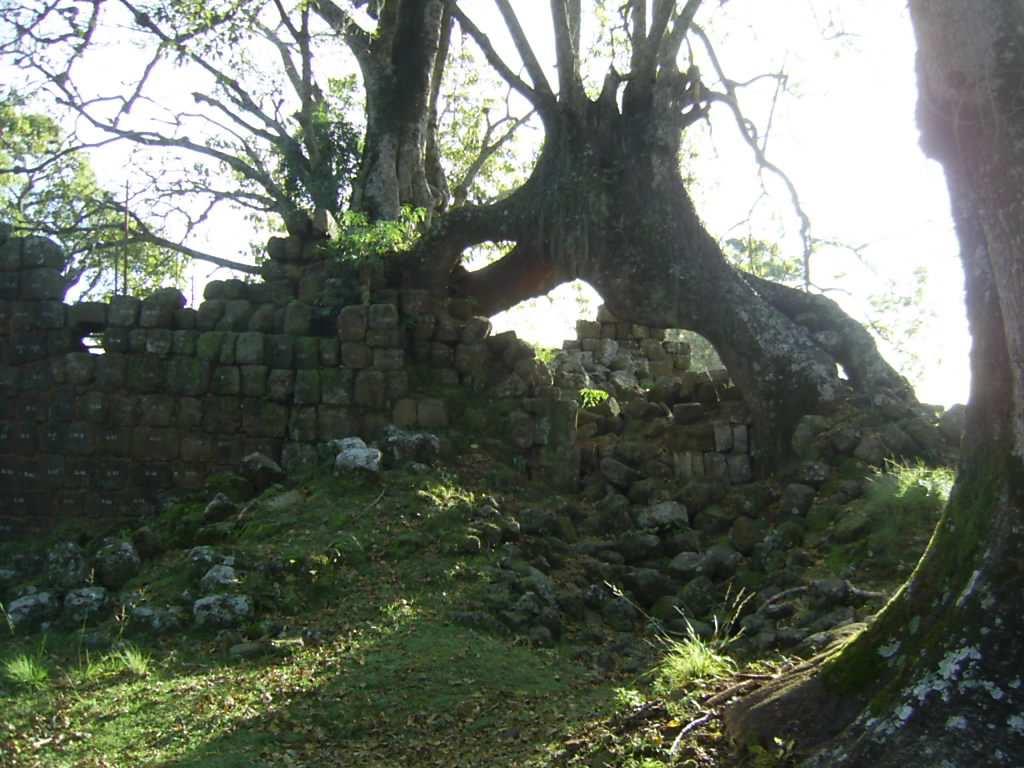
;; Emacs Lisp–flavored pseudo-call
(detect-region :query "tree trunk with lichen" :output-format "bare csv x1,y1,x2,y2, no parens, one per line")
318,0,451,221
725,3,1024,763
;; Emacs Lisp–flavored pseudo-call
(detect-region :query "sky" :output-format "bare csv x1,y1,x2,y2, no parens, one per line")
8,0,970,406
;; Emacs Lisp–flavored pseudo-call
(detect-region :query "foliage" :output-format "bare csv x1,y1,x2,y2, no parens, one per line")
3,651,50,691
722,236,803,286
579,387,610,409
0,93,185,298
325,205,428,267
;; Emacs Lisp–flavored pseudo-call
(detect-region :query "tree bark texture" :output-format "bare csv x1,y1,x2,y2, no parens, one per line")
346,0,451,220
726,3,1024,764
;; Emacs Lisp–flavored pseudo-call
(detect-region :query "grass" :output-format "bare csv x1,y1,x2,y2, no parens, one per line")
652,623,737,695
3,651,50,691
823,461,954,579
0,463,622,768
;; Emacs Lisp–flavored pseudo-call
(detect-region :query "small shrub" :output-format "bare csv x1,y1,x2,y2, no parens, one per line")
4,653,50,690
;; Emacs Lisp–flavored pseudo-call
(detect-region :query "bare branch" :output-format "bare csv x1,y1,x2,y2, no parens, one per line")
492,0,555,100
452,6,553,115
657,0,702,72
550,0,583,101
311,0,372,61
693,23,812,288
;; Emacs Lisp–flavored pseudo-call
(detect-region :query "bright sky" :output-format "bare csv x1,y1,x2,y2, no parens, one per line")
10,0,969,407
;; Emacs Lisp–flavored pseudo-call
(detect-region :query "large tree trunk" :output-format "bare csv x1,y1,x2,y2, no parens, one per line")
420,87,911,463
340,0,451,220
725,3,1024,763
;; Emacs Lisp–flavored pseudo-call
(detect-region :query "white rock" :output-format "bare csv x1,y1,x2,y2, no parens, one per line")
192,594,253,628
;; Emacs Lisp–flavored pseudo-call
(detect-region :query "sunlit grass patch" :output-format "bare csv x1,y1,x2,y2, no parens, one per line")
3,651,50,691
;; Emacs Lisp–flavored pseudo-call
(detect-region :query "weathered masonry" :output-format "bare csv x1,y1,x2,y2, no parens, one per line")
0,227,755,532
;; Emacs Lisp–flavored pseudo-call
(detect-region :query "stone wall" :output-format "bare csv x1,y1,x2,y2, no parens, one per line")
0,232,580,532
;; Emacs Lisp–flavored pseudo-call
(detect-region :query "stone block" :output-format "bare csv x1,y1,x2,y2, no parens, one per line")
108,394,139,426
103,326,130,353
108,296,141,327
317,406,352,439
269,335,294,368
99,427,131,458
366,327,403,348
455,343,489,375
95,354,127,390
373,348,404,371
368,303,398,330
429,342,454,367
146,329,174,356
66,422,97,455
240,365,268,397
243,401,288,438
69,302,107,331
197,300,225,331
79,391,109,424
576,320,601,339
338,304,368,341
714,422,734,452
211,366,241,395
392,399,418,427
703,452,728,480
283,301,312,335
174,308,197,329
319,337,339,366
203,397,241,433
433,313,461,342
218,300,252,331
320,368,353,405
461,316,492,343
386,370,409,400
21,268,67,300
354,369,386,409
196,331,224,360
0,271,18,300
267,369,295,402
342,342,372,369
173,330,198,356
35,301,66,329
727,454,753,484
21,237,65,268
134,428,180,461
128,328,147,353
167,357,210,396
140,294,182,328
294,337,319,369
140,395,175,426
412,313,436,341
288,407,318,442
65,352,96,385
218,332,238,364
294,370,321,404
733,424,750,454
417,398,448,429
247,304,276,332
235,332,266,365
178,398,203,428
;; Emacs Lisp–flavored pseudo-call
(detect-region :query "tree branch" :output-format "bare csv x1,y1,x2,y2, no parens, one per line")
492,0,555,100
452,6,554,115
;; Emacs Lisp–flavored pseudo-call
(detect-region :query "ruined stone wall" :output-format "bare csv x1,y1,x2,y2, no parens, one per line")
0,233,582,532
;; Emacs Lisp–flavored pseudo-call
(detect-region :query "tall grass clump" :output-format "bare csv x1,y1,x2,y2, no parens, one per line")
652,622,737,695
4,652,50,690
